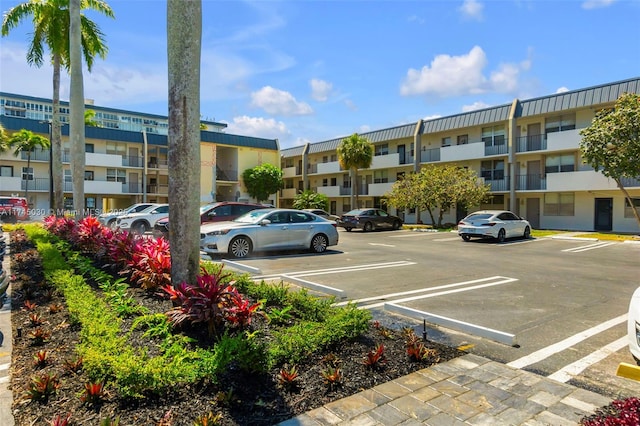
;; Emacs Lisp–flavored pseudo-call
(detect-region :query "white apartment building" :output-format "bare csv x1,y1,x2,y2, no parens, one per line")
0,93,280,214
280,77,640,234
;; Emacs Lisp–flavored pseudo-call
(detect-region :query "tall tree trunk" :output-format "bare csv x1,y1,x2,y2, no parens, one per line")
69,0,85,219
350,168,357,210
167,0,202,286
52,54,64,215
25,155,30,201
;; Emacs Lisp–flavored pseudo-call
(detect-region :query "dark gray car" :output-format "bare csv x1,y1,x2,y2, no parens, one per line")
339,208,403,232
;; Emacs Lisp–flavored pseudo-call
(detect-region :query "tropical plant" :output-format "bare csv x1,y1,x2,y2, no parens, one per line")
7,128,50,201
0,123,8,153
292,189,329,210
24,373,60,402
167,0,202,287
84,109,100,127
242,163,284,203
337,133,374,209
1,0,114,213
580,92,640,228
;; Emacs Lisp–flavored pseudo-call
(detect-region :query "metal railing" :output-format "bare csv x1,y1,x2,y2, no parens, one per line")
515,174,546,190
516,135,547,153
420,148,440,163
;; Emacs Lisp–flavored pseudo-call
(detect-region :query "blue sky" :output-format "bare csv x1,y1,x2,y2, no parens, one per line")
1,0,639,149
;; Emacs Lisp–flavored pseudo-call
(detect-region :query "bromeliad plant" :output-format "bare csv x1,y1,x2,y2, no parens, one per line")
163,266,260,337
80,381,106,405
33,350,50,368
24,373,61,403
276,364,299,390
363,344,387,370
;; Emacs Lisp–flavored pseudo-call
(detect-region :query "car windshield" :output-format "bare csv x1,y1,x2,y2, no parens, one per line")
233,209,272,223
344,209,366,215
200,204,218,214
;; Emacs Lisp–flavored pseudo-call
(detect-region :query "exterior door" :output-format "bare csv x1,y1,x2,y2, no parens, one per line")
594,198,613,231
527,161,541,190
526,198,540,229
527,123,542,151
398,145,406,164
129,172,138,193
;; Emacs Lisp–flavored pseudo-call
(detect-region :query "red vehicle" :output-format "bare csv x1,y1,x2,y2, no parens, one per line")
0,197,29,223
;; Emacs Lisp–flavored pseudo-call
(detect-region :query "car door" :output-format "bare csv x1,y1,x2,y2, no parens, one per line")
375,210,391,229
498,212,519,237
288,211,316,247
257,211,291,250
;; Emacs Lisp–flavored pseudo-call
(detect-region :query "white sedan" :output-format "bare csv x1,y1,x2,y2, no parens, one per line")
457,210,531,243
200,208,339,258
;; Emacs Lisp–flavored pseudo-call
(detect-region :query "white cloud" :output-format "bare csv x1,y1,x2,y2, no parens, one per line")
459,0,484,21
582,0,616,10
462,101,491,112
310,79,333,102
224,115,290,142
556,86,570,94
344,99,358,111
423,114,442,121
400,46,530,98
250,86,313,116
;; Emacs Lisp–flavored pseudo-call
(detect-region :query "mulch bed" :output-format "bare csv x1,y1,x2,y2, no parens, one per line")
7,229,465,425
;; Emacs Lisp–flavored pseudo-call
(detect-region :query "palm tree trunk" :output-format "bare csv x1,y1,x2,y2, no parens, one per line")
167,0,202,286
351,168,357,210
69,0,85,219
25,155,30,201
52,54,64,215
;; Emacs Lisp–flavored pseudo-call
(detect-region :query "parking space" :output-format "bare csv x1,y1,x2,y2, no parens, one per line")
214,228,640,397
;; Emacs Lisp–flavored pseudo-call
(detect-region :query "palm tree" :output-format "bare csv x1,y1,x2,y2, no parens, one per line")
8,129,50,201
167,0,202,286
2,0,114,213
337,133,374,209
0,124,8,153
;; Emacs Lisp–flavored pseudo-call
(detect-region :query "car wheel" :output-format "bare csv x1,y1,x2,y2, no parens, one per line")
310,234,328,253
133,222,148,235
461,235,471,242
496,228,506,243
230,236,252,258
392,220,401,230
523,226,531,239
107,219,117,229
345,227,352,232
364,222,373,232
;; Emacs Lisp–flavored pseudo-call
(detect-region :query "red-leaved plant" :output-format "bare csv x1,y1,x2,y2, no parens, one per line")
80,381,105,405
49,413,72,426
363,344,387,369
105,230,138,271
76,216,113,259
163,266,252,337
581,397,640,426
225,288,262,328
129,237,172,289
43,216,77,240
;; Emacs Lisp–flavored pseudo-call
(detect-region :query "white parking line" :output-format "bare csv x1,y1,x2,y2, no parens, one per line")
432,237,461,242
507,314,627,369
562,241,616,253
368,243,396,247
547,336,628,383
335,276,513,307
254,261,415,280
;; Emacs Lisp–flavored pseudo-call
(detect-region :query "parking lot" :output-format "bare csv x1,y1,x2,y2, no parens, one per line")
210,228,640,398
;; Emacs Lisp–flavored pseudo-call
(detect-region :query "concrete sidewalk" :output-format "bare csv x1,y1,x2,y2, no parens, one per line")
0,231,13,426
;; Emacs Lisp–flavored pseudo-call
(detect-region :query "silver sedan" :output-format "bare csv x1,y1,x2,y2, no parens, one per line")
200,208,339,258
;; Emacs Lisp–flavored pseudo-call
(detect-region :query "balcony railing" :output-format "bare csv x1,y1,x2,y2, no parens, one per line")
147,184,169,195
420,148,440,163
122,182,143,193
216,168,238,181
20,148,49,162
122,155,144,167
20,178,49,191
515,174,547,190
516,135,547,153
148,158,168,169
307,163,318,174
484,143,508,156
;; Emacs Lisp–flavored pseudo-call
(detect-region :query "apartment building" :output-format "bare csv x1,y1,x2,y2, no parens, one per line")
280,77,640,233
0,93,280,214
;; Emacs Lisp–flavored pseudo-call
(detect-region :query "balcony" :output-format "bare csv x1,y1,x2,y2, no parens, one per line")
317,186,341,197
546,170,619,191
484,142,508,156
147,184,169,195
546,128,581,152
216,167,238,181
440,143,484,162
371,153,400,169
282,166,297,178
482,177,509,192
307,163,318,174
515,174,547,191
280,188,298,198
0,176,22,192
86,152,124,168
516,135,547,153
121,155,144,168
420,148,440,163
317,161,341,174
20,149,49,162
368,182,394,197
122,182,143,194
148,158,168,169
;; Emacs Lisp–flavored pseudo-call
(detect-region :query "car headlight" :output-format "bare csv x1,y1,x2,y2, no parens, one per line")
206,229,231,236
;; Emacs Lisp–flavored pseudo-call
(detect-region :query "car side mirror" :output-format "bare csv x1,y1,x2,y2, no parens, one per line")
260,219,271,226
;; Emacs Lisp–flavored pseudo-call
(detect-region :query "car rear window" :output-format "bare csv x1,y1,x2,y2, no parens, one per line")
466,214,492,220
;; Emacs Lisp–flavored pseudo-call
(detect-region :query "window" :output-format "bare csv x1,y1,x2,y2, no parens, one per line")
441,137,451,147
375,144,389,156
457,135,468,145
373,170,388,183
84,171,94,181
330,177,337,186
480,160,504,180
625,198,640,218
21,167,33,181
544,193,575,216
343,174,350,188
322,156,328,163
284,158,294,168
106,168,126,184
482,125,506,147
106,142,126,156
0,165,13,177
322,178,328,186
545,114,576,133
64,170,71,182
284,179,294,189
85,143,94,153
545,154,575,174
331,154,337,162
